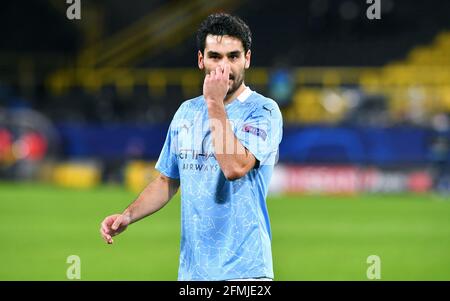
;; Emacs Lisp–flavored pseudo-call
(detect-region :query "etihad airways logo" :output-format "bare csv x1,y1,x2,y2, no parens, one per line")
178,149,219,173
178,149,215,160
169,109,281,166
182,163,219,172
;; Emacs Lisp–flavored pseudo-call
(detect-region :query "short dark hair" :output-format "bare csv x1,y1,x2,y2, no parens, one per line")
196,13,252,54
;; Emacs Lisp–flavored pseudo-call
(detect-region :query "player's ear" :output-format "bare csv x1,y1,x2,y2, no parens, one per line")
244,50,251,69
198,50,204,70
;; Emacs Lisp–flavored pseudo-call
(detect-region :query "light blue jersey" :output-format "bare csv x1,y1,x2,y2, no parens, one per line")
155,87,283,280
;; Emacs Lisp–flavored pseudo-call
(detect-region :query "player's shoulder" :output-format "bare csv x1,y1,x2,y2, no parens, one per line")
173,95,205,118
181,95,204,108
246,91,282,120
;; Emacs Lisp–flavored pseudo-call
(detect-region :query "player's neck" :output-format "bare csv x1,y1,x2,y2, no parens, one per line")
223,83,247,106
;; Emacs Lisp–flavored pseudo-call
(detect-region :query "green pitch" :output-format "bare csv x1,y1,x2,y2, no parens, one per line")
1,181,449,280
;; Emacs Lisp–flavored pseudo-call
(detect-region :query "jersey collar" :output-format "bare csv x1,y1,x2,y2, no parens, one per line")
237,86,253,103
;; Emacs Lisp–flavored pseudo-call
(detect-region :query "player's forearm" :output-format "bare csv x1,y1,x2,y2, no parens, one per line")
207,101,254,180
122,174,179,224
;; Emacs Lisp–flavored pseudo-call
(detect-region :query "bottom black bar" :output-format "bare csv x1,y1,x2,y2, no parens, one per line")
0,281,448,299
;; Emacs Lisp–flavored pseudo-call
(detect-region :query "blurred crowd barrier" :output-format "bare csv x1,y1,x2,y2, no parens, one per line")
269,165,433,195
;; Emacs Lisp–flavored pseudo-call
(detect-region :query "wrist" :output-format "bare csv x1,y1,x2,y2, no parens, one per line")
206,98,224,110
122,210,133,224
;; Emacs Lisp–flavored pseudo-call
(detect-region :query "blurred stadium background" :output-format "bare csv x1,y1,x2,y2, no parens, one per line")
1,0,450,280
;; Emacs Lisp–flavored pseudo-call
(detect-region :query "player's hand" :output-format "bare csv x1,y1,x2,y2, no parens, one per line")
100,213,131,244
203,64,230,105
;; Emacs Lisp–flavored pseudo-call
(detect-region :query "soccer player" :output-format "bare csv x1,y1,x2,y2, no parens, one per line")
100,13,283,281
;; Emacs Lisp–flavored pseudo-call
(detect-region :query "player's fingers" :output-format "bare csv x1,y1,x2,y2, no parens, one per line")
100,224,110,237
100,227,106,239
103,234,110,244
102,216,115,227
100,228,111,243
100,220,111,238
210,70,216,78
111,215,123,230
104,230,113,244
223,64,230,80
105,234,113,244
101,226,111,240
216,66,223,79
100,216,116,244
211,67,217,80
101,222,110,234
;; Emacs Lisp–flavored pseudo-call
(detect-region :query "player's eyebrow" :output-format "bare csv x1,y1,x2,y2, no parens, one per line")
206,50,242,57
206,51,222,57
227,51,241,56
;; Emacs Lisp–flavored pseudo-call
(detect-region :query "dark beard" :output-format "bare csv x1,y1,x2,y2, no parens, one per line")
226,74,244,96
